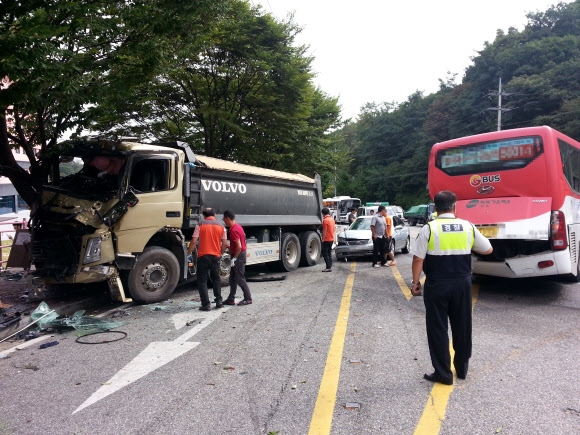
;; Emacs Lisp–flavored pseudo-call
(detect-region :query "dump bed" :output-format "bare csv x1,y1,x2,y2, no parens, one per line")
185,155,323,228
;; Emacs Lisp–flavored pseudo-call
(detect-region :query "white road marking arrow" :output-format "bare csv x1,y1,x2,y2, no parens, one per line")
73,308,228,414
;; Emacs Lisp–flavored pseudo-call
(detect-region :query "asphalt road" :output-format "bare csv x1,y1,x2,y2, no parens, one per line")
1,226,579,435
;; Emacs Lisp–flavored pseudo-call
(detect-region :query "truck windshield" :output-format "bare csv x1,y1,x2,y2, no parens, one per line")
45,154,126,200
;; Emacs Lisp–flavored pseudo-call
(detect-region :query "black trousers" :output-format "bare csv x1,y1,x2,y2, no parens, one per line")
227,251,252,301
322,241,333,269
372,237,387,265
423,276,472,381
196,255,222,307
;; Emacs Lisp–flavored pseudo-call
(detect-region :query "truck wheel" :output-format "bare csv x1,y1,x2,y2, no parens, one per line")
278,232,301,272
128,246,179,303
299,231,321,267
410,219,416,226
402,236,410,254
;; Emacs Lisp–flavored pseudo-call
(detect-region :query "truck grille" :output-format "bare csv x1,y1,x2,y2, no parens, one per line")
32,227,83,281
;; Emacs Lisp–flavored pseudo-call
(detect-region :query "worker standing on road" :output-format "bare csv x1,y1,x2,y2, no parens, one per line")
222,210,253,306
383,213,397,267
410,190,492,385
187,208,227,311
321,207,335,272
371,205,388,267
348,208,357,225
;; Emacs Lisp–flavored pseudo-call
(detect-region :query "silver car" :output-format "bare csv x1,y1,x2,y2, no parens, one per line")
335,215,410,261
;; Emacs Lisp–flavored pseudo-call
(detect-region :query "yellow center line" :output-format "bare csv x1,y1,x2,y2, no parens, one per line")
413,281,480,435
308,262,356,435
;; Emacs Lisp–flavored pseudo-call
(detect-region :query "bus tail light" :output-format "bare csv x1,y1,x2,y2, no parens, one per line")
550,211,567,251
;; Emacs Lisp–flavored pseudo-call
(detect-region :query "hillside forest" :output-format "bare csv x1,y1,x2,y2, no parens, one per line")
1,0,580,211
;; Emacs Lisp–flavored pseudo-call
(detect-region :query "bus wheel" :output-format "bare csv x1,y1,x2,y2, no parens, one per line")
128,247,179,303
279,232,301,272
299,231,321,267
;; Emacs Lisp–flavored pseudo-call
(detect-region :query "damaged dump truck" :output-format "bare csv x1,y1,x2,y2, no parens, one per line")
30,139,323,303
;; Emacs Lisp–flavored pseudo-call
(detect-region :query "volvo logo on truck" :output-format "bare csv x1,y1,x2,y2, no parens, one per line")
201,180,247,194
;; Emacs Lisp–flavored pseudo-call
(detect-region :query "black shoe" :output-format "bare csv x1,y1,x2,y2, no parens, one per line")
223,299,236,305
215,302,223,309
199,305,211,311
423,372,453,385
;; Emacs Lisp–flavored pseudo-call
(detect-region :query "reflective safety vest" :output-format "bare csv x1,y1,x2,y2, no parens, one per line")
424,217,475,279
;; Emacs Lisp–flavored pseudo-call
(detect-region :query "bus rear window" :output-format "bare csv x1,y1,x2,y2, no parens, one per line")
435,136,544,176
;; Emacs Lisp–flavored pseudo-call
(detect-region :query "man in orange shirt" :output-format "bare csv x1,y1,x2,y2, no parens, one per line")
321,207,335,272
384,214,397,266
188,208,227,311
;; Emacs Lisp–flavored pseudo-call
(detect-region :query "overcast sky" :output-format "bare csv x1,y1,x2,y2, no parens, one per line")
253,0,572,121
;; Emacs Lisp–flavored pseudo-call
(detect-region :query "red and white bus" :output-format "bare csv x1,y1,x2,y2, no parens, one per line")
428,126,580,280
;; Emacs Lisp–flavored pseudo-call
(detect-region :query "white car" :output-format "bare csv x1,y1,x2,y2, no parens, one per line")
334,215,410,261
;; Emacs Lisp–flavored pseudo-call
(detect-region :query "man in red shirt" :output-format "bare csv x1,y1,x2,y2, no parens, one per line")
222,210,253,306
187,208,227,311
321,207,335,272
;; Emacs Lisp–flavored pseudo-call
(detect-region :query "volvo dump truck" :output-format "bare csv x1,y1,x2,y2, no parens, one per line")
31,139,323,303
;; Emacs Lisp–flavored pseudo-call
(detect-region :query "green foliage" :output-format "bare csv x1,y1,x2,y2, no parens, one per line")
0,0,227,204
336,0,580,208
1,0,339,204
93,2,341,174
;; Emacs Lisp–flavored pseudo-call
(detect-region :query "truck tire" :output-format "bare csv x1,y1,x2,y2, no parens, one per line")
299,231,321,267
278,232,301,272
410,219,416,226
128,246,180,303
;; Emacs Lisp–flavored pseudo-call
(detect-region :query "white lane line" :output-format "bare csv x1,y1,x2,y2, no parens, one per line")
73,307,229,414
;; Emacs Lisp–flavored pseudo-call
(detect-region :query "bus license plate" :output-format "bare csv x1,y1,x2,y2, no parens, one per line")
477,226,498,238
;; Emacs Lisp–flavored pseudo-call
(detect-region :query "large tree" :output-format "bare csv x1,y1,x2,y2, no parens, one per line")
0,0,225,206
94,2,341,173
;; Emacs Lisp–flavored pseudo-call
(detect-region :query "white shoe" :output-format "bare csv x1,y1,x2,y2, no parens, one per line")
373,264,381,268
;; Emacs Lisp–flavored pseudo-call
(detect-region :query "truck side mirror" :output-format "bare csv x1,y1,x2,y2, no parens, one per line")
102,189,139,227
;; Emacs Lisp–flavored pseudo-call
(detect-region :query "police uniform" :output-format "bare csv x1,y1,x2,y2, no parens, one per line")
411,213,491,382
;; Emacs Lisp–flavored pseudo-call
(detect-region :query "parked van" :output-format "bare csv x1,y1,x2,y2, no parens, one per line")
357,205,379,217
357,204,398,219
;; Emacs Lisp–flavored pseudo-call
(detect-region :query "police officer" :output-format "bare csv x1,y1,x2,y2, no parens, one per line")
410,190,492,385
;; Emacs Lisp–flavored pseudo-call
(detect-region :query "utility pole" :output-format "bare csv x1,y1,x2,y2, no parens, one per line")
485,77,514,131
497,77,503,131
